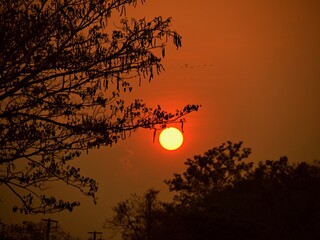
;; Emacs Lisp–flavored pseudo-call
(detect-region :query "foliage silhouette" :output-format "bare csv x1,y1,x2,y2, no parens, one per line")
104,189,166,240
165,141,253,207
0,219,77,240
0,0,199,214
164,143,320,240
107,142,320,240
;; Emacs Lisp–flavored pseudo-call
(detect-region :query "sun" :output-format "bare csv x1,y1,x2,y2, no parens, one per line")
159,127,184,151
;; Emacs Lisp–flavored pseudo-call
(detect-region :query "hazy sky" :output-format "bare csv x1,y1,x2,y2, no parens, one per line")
1,0,320,239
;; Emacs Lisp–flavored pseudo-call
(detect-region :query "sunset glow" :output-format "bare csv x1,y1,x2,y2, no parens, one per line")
159,127,184,150
2,0,320,239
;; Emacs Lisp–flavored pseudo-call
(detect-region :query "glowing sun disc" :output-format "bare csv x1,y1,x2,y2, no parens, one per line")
159,127,183,150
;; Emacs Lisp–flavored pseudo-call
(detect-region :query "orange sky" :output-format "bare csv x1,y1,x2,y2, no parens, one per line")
1,0,320,239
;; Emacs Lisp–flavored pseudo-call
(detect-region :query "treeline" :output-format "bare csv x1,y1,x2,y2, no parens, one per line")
105,142,320,240
0,219,78,240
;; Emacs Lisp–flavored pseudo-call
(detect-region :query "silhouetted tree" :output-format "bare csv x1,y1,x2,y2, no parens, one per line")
227,157,320,240
107,143,320,239
106,142,255,240
164,144,320,240
0,219,78,240
0,0,199,214
104,189,165,240
165,141,253,207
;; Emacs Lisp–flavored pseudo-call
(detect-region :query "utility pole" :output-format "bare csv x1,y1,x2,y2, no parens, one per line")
41,218,58,240
88,231,103,240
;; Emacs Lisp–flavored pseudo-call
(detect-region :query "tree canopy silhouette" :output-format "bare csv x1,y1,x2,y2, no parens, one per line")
106,142,320,240
165,141,253,207
163,142,320,240
0,0,199,214
104,189,165,240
